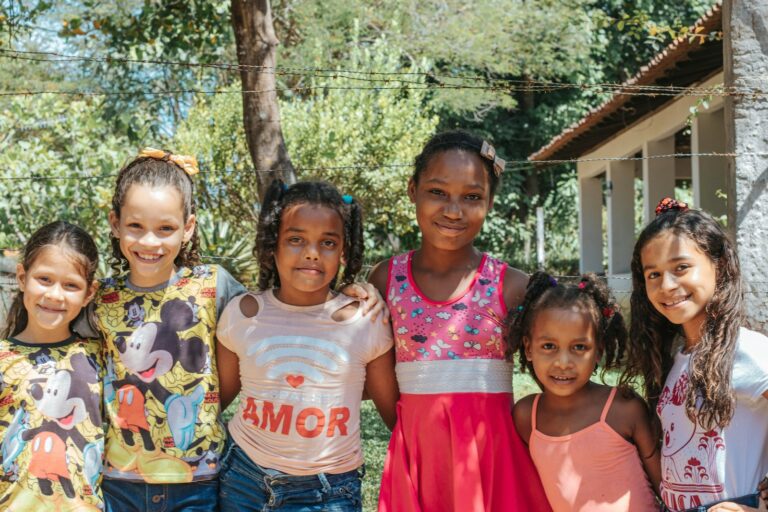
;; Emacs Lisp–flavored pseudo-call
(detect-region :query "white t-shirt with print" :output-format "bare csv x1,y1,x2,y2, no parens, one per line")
217,290,393,476
658,327,768,511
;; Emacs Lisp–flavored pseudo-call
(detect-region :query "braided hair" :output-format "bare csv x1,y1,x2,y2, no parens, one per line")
506,272,627,380
254,179,364,291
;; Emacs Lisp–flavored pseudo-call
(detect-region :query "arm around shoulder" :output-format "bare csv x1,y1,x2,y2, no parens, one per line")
512,394,535,445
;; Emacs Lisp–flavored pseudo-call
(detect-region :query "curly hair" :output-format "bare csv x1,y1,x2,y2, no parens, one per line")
619,208,743,430
2,221,99,339
109,154,200,276
413,130,502,196
254,179,364,292
505,272,627,381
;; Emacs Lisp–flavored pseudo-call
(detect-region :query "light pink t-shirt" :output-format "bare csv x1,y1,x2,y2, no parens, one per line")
217,290,393,475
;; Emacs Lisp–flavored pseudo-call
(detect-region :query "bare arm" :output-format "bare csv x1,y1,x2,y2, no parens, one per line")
502,266,529,312
628,396,662,496
216,341,241,411
364,348,399,430
512,394,535,445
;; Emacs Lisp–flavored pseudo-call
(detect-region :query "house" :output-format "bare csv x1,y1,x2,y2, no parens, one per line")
529,3,725,294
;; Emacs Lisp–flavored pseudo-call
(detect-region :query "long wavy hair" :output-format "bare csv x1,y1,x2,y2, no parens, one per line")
254,179,364,291
109,154,200,276
619,208,743,430
2,221,99,339
506,271,628,381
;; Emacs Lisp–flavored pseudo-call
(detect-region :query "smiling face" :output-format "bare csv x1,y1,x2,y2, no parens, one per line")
640,231,717,345
273,203,345,306
16,245,95,343
110,183,196,288
525,306,600,398
408,150,493,252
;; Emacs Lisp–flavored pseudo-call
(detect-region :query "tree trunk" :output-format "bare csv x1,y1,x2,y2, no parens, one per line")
230,0,296,200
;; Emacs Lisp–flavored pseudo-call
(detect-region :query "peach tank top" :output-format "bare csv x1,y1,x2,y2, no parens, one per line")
529,388,658,512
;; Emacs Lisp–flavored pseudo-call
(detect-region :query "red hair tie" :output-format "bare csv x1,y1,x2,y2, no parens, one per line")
655,197,688,216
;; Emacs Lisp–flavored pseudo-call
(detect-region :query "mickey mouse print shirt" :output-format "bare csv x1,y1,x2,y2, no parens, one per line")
0,336,104,511
95,264,244,484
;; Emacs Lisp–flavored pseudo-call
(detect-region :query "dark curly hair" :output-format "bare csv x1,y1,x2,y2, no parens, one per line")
506,272,627,381
619,207,743,430
254,179,364,291
2,221,99,339
109,153,200,276
413,130,502,196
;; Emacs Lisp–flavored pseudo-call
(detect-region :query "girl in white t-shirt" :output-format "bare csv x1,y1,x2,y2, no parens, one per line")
621,198,768,512
216,180,398,512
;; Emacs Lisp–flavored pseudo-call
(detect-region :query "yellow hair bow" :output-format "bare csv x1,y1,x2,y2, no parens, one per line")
138,147,199,177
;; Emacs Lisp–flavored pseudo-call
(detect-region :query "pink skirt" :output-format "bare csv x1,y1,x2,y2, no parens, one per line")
378,393,552,512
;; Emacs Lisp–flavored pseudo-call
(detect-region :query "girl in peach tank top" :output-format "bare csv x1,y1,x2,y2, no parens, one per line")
508,272,662,512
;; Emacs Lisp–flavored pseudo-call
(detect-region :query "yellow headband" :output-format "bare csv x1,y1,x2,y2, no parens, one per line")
138,147,199,177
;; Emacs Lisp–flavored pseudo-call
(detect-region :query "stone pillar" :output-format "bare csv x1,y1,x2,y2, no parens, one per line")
724,0,768,332
606,161,635,275
691,108,727,218
643,137,676,224
578,175,603,273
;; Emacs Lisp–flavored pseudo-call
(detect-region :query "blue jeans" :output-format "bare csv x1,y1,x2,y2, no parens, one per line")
218,441,363,511
103,478,218,512
662,493,760,512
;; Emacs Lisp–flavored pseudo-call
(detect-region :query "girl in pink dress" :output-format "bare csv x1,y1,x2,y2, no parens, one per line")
370,130,550,511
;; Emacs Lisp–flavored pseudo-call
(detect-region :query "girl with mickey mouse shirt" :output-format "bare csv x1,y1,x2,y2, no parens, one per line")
0,221,104,511
86,150,384,512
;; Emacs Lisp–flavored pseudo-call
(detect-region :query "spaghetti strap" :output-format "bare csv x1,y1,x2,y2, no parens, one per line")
600,387,618,423
531,394,541,432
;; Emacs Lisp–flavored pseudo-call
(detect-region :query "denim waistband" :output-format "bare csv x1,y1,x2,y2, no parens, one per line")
662,492,759,512
229,441,365,489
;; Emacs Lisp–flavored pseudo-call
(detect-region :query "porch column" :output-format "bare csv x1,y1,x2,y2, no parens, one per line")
642,137,676,223
606,161,635,275
691,108,727,218
724,0,768,332
578,175,603,273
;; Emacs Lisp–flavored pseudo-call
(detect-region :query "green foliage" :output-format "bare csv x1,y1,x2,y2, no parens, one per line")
196,213,259,286
173,34,439,261
0,95,131,262
280,35,439,258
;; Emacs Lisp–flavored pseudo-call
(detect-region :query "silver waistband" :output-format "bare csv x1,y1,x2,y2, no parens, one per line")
395,359,514,394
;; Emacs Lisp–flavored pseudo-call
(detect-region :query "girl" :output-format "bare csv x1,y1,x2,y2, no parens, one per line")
0,221,103,511
508,272,661,512
215,180,398,511
371,130,550,511
90,150,383,512
621,198,768,512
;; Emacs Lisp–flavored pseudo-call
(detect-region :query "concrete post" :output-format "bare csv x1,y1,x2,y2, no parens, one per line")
724,0,768,332
691,108,727,218
578,175,603,273
643,137,677,224
606,160,635,275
